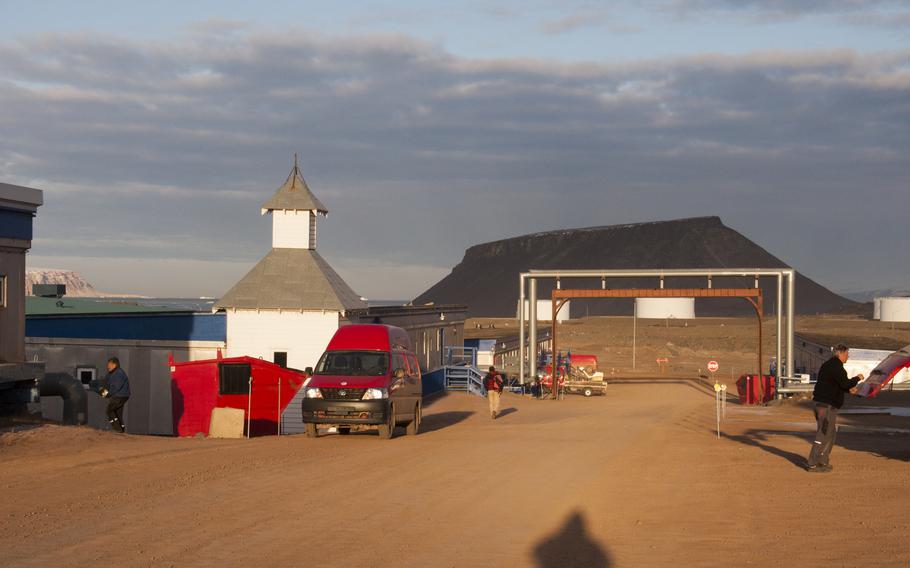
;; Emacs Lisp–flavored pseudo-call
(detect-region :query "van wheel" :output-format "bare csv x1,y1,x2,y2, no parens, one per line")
584,388,593,397
406,402,421,436
378,405,395,440
338,427,351,435
304,423,318,438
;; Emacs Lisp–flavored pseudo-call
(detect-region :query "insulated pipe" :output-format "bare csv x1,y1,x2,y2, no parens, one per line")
521,268,794,393
519,274,526,384
527,268,795,277
776,274,783,397
787,271,796,384
40,372,88,425
529,278,538,382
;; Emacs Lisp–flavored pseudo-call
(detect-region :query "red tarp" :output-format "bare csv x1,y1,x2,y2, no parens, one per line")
856,344,910,398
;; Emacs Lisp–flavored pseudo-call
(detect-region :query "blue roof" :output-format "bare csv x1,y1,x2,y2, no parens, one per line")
26,312,226,342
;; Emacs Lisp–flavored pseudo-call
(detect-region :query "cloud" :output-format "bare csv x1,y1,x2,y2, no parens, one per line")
1,28,908,297
664,0,910,26
539,10,640,35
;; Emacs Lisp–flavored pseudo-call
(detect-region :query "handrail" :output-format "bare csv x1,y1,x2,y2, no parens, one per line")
444,365,486,397
445,346,478,367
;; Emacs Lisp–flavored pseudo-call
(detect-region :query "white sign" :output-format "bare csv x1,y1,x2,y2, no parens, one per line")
707,360,719,373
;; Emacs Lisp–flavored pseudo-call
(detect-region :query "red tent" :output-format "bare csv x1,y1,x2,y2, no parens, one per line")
170,354,306,437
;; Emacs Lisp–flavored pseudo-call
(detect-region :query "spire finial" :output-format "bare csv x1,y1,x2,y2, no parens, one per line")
294,152,299,170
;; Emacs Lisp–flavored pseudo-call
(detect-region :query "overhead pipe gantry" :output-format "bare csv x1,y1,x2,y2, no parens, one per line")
517,268,796,397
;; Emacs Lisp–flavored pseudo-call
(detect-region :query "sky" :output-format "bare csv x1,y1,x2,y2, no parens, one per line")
1,1,908,299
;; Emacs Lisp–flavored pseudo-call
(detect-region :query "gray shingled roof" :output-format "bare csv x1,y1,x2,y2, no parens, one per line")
261,161,328,213
214,249,366,312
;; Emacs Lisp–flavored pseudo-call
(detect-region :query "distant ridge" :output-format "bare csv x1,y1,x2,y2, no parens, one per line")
414,217,860,317
26,268,142,298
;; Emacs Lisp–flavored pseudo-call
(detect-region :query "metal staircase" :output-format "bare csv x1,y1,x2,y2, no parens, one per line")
443,365,486,397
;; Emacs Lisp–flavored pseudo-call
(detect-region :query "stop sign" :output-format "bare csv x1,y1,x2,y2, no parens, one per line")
708,360,719,373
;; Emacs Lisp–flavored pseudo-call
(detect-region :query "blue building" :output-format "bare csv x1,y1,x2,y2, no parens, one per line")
0,182,44,414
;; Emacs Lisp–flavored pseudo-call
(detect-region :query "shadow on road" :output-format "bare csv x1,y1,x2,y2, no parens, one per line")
724,428,910,465
533,510,612,568
497,407,518,419
721,430,809,469
420,411,474,433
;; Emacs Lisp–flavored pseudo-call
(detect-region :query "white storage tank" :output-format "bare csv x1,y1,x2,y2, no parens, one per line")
879,297,910,322
517,299,571,322
635,297,695,319
873,298,882,320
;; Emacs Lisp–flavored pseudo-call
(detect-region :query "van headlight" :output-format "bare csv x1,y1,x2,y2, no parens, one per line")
304,387,323,399
362,388,388,400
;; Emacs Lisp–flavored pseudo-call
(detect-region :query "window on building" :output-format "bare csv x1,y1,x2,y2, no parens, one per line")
273,352,288,368
76,367,96,389
219,363,252,395
0,274,6,308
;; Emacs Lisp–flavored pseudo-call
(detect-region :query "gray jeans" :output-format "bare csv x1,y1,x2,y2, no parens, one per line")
807,403,838,467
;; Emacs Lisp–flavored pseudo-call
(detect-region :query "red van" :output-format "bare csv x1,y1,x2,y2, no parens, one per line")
301,324,422,439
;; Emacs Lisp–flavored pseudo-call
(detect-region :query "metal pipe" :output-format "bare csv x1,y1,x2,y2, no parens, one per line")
774,275,784,398
529,278,538,383
526,268,794,278
787,270,796,385
518,274,526,384
632,299,637,370
551,295,558,400
246,376,253,439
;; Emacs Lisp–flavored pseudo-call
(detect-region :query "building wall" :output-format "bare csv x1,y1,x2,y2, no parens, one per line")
0,243,28,363
271,210,312,249
226,309,339,371
27,337,224,435
346,307,467,371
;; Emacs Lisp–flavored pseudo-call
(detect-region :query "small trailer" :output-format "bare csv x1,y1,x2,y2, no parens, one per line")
563,378,607,397
539,354,607,397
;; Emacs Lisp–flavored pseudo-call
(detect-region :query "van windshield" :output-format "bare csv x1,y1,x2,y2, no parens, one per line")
315,351,390,377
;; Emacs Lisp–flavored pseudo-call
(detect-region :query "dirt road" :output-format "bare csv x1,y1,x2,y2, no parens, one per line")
3,383,909,567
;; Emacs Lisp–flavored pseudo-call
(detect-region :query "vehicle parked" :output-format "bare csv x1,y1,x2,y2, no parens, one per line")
301,324,422,439
539,353,607,397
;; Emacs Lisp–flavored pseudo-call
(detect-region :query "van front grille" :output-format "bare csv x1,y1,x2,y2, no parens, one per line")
320,388,366,400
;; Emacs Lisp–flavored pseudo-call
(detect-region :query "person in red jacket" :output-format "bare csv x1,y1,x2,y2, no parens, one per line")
484,366,504,419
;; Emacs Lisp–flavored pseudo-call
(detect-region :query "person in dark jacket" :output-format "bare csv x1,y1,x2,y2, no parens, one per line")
102,357,131,433
806,344,863,472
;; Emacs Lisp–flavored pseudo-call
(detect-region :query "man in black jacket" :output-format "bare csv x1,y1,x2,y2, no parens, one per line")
806,344,863,472
102,357,131,433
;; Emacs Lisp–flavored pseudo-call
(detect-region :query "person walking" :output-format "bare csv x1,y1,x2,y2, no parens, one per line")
806,344,863,472
101,357,131,433
484,366,504,419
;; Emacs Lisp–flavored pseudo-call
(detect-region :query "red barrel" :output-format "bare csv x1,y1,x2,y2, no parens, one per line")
736,374,776,404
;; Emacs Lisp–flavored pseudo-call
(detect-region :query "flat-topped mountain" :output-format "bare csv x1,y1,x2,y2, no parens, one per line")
414,217,860,317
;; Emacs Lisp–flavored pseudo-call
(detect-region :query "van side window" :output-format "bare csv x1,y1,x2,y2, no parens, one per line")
407,355,421,377
392,353,406,375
